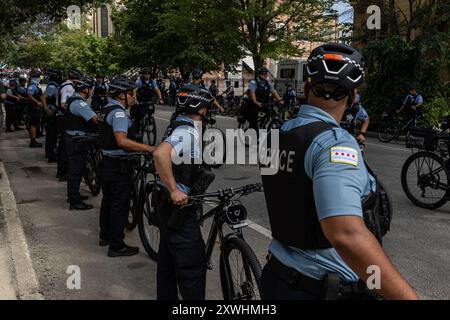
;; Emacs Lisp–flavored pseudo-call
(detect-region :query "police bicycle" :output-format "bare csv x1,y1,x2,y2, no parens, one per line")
72,133,102,196
133,99,157,146
378,109,429,143
237,101,284,147
401,124,450,209
184,183,263,300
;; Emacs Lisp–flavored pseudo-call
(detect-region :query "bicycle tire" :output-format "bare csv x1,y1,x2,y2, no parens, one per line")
378,121,398,143
138,184,159,261
219,237,262,300
401,151,449,209
145,116,157,146
126,171,141,231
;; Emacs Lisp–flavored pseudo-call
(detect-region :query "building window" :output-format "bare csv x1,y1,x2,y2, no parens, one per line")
101,5,109,38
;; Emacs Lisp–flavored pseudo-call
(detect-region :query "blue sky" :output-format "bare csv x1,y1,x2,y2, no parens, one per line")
332,0,354,24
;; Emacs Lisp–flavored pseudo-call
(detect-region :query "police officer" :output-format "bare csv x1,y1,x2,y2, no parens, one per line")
396,84,424,128
98,76,155,257
56,69,83,181
91,73,109,112
42,69,63,162
135,67,164,105
244,66,283,130
26,69,44,148
189,69,224,113
16,76,28,126
4,79,22,132
65,77,97,210
260,43,418,300
153,85,215,300
342,93,370,144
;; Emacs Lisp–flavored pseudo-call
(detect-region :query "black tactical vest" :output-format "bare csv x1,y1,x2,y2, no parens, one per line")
46,82,59,108
98,104,137,151
255,78,272,103
137,78,155,103
65,96,96,133
163,118,206,191
4,88,18,106
261,121,392,249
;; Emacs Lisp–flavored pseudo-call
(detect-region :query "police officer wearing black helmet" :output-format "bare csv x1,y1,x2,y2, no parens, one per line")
26,69,44,148
153,85,215,300
98,76,155,257
189,68,224,113
242,66,283,130
91,73,109,111
3,79,22,132
65,77,97,210
260,43,418,300
42,68,63,162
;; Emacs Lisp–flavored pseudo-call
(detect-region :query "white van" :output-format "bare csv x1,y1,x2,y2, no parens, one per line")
276,59,308,99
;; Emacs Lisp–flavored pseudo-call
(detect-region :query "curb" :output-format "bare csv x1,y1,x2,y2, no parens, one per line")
0,161,43,300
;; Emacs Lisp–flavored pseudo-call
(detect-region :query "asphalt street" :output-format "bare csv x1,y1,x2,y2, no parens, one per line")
0,104,449,299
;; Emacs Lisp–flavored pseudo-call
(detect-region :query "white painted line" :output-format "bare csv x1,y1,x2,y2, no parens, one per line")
247,219,272,239
365,141,411,153
0,162,43,300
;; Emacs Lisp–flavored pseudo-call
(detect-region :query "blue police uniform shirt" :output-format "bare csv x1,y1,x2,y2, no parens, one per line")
248,79,275,92
17,86,27,96
403,94,423,106
101,99,133,157
65,92,96,136
27,79,41,96
135,78,158,90
45,84,59,111
269,104,376,284
162,115,201,194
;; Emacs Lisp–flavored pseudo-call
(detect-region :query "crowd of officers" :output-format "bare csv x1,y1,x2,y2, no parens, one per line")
0,42,422,301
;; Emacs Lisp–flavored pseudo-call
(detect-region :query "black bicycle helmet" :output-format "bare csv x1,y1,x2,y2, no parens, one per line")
96,72,105,79
257,66,269,75
74,77,94,91
191,68,204,80
140,67,151,75
68,68,83,80
108,76,136,97
176,85,214,115
46,68,63,82
29,69,42,78
306,43,365,94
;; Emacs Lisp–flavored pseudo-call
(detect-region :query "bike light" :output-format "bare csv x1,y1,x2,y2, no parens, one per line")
224,203,248,225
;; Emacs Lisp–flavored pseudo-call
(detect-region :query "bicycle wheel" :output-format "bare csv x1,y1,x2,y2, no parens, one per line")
401,151,449,209
144,116,157,146
237,121,253,147
378,121,399,143
126,171,141,231
219,237,262,300
138,183,160,261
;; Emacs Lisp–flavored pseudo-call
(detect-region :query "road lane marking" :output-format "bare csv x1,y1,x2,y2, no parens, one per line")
365,141,411,153
247,219,272,239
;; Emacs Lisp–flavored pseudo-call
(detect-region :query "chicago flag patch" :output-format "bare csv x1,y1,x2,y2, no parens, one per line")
330,146,359,166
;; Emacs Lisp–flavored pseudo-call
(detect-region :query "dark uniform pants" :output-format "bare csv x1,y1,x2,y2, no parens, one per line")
4,103,18,130
45,116,58,160
245,101,259,131
66,134,88,204
99,157,131,250
154,189,207,300
56,116,68,177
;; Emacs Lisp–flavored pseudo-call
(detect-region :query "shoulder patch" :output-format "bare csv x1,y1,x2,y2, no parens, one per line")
330,146,359,166
80,102,88,107
115,111,126,118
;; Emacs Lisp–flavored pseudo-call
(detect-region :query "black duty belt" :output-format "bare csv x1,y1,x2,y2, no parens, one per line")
267,253,327,298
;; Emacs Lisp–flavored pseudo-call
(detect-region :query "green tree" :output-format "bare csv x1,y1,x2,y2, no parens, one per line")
231,0,334,69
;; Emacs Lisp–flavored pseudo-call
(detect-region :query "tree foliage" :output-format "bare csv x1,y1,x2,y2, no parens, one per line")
356,0,450,119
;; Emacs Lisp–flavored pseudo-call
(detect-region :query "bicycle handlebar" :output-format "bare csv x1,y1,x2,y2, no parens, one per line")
188,183,263,201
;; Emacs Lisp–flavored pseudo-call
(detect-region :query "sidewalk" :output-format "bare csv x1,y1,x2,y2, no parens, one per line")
0,161,42,300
